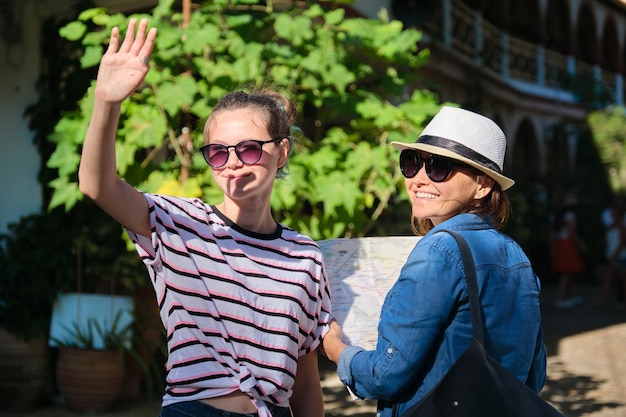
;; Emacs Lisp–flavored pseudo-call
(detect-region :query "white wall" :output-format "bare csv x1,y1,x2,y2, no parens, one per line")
0,0,62,234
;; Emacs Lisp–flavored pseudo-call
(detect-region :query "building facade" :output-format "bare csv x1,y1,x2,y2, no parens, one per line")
352,0,626,272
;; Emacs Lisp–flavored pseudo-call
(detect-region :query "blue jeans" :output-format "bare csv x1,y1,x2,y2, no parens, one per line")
159,400,292,417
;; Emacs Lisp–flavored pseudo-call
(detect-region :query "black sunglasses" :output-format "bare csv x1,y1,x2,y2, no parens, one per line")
399,149,467,182
199,138,282,168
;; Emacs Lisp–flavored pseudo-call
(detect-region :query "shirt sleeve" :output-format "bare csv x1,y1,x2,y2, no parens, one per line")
299,271,332,355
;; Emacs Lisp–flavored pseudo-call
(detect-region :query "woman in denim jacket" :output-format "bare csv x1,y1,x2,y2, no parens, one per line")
322,106,547,417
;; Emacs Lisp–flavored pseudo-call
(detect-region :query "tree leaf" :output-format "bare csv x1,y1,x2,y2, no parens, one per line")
155,76,198,116
59,21,87,41
48,178,82,211
80,45,104,68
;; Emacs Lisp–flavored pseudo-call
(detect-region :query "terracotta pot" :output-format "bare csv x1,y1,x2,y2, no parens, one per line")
0,328,49,411
56,347,125,412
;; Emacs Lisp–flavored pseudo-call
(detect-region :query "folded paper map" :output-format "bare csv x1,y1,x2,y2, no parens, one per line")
318,236,421,350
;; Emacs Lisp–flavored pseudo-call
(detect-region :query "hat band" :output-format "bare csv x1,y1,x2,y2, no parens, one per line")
418,135,503,174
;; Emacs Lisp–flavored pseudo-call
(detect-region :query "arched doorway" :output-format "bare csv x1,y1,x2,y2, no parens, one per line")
507,117,552,279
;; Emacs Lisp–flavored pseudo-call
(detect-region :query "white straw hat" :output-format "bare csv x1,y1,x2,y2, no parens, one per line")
391,106,515,190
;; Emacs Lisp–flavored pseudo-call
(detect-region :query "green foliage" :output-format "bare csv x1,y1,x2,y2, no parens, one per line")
588,106,626,195
0,210,77,340
46,0,439,240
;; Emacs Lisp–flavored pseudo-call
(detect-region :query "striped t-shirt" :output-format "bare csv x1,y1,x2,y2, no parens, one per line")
126,194,332,410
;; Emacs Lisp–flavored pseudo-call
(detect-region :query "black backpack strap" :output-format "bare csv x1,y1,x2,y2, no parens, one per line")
391,229,484,417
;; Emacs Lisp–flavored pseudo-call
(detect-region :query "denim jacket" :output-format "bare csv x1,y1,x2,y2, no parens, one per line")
336,214,547,417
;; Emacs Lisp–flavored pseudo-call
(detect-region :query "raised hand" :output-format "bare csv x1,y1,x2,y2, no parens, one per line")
95,18,157,104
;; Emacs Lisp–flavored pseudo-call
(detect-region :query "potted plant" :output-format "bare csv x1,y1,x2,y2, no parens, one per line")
50,307,132,412
49,294,164,412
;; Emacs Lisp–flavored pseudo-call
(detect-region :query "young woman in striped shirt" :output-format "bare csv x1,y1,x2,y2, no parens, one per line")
78,18,331,417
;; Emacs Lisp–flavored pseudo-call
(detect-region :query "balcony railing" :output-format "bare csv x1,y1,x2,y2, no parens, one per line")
450,1,476,58
420,0,623,107
544,48,569,89
482,19,502,74
508,36,538,84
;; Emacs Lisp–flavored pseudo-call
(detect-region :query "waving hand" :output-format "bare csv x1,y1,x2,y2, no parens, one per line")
95,18,157,103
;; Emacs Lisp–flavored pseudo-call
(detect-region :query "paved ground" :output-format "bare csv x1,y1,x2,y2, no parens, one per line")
535,282,626,417
2,282,624,417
